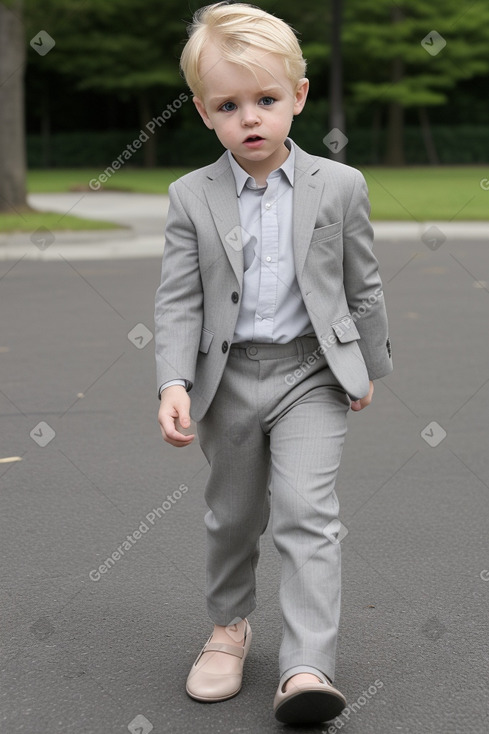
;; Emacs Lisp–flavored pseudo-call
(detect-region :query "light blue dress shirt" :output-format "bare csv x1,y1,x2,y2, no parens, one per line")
227,137,313,344
159,137,314,395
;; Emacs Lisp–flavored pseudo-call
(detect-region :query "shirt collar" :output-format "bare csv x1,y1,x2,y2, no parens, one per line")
227,137,295,196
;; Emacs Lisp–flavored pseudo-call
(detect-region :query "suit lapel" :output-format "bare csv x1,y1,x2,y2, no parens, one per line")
202,156,244,286
201,142,324,286
291,143,324,278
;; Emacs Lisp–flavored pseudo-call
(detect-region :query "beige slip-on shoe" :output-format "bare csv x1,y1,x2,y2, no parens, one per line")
186,619,252,702
273,675,346,724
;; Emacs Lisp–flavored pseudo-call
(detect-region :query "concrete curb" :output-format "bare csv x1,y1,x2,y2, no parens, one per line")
372,221,488,242
0,234,165,261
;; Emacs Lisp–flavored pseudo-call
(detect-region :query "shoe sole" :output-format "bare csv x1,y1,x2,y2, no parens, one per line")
185,684,242,703
274,689,346,724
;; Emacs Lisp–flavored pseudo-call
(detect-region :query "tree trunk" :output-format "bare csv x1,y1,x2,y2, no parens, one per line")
384,7,405,166
139,91,156,168
418,106,439,165
370,106,382,165
0,0,27,212
40,80,51,168
329,0,346,163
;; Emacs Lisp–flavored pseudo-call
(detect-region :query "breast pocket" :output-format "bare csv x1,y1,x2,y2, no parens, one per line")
311,221,343,245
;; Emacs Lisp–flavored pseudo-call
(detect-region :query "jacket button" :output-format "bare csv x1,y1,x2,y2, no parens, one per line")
222,341,229,353
231,291,239,303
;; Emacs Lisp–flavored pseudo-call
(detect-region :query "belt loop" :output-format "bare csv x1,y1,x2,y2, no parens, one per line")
295,337,304,364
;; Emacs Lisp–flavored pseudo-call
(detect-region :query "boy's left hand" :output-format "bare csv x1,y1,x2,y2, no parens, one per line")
350,381,374,411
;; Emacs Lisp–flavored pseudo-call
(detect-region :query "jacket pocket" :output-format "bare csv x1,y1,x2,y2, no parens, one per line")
311,221,342,244
331,314,360,343
199,327,214,354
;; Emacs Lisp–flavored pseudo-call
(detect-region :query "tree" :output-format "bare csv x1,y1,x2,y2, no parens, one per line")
0,0,26,212
342,0,489,164
16,0,489,171
25,0,185,167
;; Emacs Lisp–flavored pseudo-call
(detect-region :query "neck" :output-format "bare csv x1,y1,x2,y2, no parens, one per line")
233,142,290,187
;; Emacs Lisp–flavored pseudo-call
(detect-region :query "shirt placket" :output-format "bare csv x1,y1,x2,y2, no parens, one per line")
254,174,280,341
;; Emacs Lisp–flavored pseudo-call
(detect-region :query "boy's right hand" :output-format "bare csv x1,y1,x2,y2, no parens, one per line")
158,385,195,447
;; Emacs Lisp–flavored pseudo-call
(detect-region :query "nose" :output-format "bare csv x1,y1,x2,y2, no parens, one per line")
241,104,260,127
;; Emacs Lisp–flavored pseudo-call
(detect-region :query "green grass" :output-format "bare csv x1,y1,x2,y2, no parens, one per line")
27,168,192,195
19,165,489,225
0,209,122,233
361,166,489,221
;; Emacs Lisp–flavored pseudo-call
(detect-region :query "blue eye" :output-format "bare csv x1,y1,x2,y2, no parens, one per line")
220,101,236,112
260,96,275,106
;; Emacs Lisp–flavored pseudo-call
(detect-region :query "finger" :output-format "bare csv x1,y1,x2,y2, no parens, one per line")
166,434,195,447
178,413,191,428
165,426,195,444
169,427,195,443
161,414,193,442
162,424,195,447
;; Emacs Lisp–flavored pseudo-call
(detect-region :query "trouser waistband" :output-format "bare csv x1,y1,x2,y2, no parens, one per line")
230,335,321,361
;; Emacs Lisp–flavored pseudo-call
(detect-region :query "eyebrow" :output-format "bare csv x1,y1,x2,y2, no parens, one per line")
208,86,283,104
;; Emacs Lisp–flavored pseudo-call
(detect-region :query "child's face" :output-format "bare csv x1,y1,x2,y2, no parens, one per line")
193,42,308,178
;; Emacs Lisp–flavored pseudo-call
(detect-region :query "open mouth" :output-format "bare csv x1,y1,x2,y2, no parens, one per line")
244,135,264,142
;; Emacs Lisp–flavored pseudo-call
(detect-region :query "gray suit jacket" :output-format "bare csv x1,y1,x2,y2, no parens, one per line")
155,140,392,422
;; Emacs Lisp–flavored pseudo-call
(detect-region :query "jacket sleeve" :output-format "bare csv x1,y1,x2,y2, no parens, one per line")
342,170,393,380
154,181,204,396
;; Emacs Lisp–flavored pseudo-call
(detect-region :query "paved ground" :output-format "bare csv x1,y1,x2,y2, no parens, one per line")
1,198,489,733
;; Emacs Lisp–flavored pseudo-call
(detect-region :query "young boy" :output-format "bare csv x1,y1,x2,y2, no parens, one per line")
155,2,392,725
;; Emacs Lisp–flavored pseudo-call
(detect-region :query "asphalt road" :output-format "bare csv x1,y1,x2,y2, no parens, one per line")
1,234,489,733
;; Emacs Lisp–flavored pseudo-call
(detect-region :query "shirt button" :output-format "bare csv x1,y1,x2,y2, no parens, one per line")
222,341,229,353
265,202,271,209
266,256,271,262
231,291,239,303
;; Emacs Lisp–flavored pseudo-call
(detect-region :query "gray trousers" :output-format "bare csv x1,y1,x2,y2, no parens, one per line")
196,335,350,688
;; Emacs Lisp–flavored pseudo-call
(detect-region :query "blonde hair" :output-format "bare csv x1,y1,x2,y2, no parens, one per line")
180,2,307,98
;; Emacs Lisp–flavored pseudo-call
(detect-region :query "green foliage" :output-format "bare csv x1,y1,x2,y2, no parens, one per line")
25,0,184,95
343,0,489,108
22,0,489,166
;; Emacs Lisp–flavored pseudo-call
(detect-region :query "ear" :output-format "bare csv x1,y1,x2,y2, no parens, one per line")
292,78,309,116
193,96,214,130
